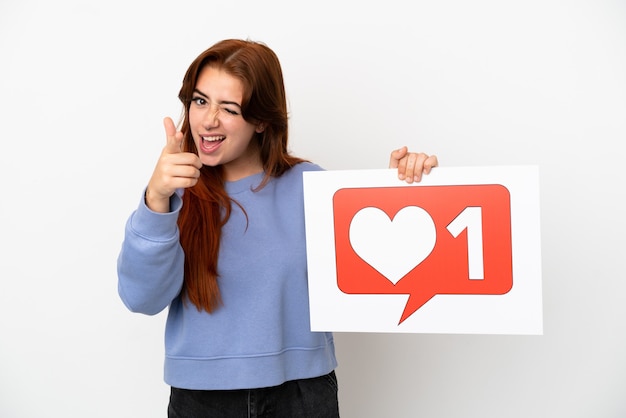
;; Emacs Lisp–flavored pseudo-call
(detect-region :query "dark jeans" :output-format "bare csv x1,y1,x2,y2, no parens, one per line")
168,370,340,418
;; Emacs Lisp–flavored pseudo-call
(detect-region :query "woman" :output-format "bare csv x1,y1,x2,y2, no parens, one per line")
117,39,437,417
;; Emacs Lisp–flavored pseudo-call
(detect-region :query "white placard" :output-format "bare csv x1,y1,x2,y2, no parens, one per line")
303,166,542,335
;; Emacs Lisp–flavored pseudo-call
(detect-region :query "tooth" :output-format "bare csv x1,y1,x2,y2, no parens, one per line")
204,136,224,142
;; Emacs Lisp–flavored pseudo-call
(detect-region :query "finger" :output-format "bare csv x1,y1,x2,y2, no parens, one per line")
169,163,201,181
152,155,201,193
403,153,420,183
423,155,439,174
172,152,203,170
388,146,408,169
410,153,429,183
190,153,203,169
163,117,183,154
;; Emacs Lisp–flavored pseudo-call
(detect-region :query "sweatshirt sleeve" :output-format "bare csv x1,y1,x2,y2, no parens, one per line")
117,190,185,315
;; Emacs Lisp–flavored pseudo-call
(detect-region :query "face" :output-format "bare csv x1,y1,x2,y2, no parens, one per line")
188,66,265,181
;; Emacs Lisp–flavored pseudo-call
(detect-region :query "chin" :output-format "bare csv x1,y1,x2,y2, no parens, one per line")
200,159,221,167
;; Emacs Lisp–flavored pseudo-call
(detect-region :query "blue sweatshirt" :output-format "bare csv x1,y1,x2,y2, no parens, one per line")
117,162,337,390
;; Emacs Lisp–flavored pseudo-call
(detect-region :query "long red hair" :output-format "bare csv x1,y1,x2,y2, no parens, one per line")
176,39,305,312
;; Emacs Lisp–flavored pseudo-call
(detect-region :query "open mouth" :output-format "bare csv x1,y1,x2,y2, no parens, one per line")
200,135,225,153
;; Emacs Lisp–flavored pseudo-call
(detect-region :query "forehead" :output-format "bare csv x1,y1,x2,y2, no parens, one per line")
195,66,244,101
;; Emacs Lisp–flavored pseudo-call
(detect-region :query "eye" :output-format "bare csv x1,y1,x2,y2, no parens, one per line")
191,96,207,106
221,106,241,116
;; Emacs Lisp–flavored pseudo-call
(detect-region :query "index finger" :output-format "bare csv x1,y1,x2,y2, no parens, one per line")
163,117,183,153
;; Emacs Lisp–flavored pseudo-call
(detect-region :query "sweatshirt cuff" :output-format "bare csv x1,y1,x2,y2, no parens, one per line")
129,189,183,239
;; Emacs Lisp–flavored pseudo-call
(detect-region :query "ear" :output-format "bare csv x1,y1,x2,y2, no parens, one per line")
255,123,266,133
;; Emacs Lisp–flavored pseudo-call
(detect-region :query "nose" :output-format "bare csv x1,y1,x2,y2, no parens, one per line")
203,104,220,128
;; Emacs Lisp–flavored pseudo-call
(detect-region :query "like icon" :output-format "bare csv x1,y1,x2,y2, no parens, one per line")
333,184,513,324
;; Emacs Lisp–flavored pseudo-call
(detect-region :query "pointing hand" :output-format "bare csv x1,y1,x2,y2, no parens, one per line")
145,117,203,212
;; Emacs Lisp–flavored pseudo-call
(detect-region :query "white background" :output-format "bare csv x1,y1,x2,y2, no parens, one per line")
1,1,624,417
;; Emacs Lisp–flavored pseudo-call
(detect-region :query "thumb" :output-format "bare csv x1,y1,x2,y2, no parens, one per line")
163,117,183,153
389,146,408,168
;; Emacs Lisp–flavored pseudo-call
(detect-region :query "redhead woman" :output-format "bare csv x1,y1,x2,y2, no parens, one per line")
117,39,437,417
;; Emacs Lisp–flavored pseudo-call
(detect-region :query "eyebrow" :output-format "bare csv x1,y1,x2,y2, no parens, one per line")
193,88,242,108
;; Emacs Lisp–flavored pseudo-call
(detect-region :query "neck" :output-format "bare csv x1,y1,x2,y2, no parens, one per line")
222,146,263,182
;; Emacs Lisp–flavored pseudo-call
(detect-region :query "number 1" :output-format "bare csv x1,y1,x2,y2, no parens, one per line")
446,207,484,280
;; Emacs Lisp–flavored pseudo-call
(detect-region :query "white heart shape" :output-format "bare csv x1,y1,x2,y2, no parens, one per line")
349,206,436,285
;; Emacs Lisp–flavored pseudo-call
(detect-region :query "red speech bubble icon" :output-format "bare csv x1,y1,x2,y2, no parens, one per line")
332,185,513,324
